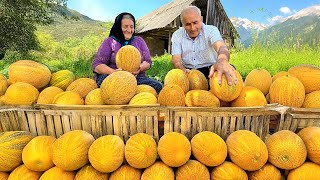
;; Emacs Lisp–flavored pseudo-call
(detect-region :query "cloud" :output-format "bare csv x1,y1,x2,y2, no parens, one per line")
279,7,292,14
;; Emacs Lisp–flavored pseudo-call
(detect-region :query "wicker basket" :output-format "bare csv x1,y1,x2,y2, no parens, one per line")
0,105,160,142
161,104,281,140
276,107,320,132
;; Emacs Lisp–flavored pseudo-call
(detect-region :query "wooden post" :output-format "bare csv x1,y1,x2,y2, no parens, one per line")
168,30,172,54
206,0,215,25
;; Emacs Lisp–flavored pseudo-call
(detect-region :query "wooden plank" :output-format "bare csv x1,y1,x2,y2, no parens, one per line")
283,116,293,130
35,112,47,136
113,115,122,139
90,115,99,139
229,116,237,134
221,116,229,139
71,112,82,130
214,116,222,135
26,112,37,136
61,115,71,134
181,112,189,137
237,115,245,130
206,0,215,25
137,115,144,133
105,115,113,135
122,115,129,142
206,115,214,132
81,115,91,134
46,115,56,137
145,115,153,137
154,115,159,142
53,115,63,138
174,111,182,133
129,116,137,135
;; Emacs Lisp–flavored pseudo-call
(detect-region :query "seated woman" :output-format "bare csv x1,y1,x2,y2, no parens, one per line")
92,12,163,93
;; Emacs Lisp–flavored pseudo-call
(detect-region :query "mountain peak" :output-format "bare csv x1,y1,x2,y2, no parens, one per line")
231,17,267,31
289,5,320,20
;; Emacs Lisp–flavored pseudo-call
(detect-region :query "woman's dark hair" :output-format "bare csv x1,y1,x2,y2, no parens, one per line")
109,12,136,43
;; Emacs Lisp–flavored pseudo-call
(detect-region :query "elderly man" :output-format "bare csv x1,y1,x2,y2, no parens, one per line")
171,6,237,85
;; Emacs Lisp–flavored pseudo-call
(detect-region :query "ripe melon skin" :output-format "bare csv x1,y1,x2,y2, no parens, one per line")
2,82,39,105
115,45,141,73
49,70,75,90
8,60,51,89
100,71,137,105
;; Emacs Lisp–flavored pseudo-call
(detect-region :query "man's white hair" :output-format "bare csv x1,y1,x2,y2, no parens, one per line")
180,6,202,25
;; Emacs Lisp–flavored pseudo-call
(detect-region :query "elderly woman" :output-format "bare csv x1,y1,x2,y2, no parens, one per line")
92,12,163,93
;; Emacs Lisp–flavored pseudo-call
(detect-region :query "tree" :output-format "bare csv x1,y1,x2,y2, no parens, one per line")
0,0,67,58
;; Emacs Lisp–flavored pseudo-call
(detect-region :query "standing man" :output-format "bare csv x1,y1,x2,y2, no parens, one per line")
171,5,237,85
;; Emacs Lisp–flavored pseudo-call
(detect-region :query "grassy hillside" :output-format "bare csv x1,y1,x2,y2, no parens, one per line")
37,5,108,41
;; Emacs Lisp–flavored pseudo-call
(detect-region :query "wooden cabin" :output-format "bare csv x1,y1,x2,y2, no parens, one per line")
136,0,239,56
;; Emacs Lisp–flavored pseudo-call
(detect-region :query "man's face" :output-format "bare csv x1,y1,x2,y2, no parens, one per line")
182,11,203,39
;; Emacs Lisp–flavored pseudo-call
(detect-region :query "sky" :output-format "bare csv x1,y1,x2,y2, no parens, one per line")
67,0,320,26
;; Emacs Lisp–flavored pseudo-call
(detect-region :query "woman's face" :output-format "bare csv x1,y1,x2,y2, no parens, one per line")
121,18,134,40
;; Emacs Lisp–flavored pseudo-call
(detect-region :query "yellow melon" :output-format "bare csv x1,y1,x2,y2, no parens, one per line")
158,132,191,167
0,74,8,96
8,60,51,89
109,165,141,180
209,70,243,102
52,91,84,105
210,161,248,180
75,165,109,180
188,69,208,90
158,84,185,106
287,162,320,180
115,45,141,73
269,75,305,107
176,160,210,180
85,88,104,105
0,172,9,180
185,90,220,107
245,68,272,95
88,135,125,173
2,82,39,105
248,163,281,180
7,164,42,180
49,70,75,90
129,92,157,105
302,90,320,108
52,130,95,171
141,161,174,180
39,166,75,180
288,64,320,93
164,69,189,93
0,131,33,172
266,130,307,170
272,71,288,82
226,130,268,171
37,86,64,104
191,131,227,166
66,78,97,98
125,133,157,169
297,127,320,164
100,71,137,105
136,84,158,97
22,136,56,172
231,86,267,107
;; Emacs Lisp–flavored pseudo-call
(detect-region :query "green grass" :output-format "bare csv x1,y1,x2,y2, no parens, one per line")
230,43,320,78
